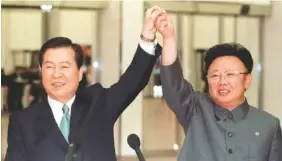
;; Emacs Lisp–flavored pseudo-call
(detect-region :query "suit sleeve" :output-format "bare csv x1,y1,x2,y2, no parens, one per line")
106,44,161,123
268,118,282,161
160,58,197,133
5,112,27,161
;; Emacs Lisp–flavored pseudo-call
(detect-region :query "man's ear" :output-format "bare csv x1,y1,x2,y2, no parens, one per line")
38,64,42,78
79,67,84,81
38,60,42,71
244,74,252,89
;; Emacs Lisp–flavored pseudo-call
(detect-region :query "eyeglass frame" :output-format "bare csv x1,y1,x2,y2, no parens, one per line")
206,70,249,83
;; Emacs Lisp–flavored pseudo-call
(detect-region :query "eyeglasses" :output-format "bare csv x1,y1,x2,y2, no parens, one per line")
206,71,249,82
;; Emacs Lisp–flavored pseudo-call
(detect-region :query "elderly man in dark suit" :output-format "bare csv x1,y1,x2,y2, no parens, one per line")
155,10,282,161
5,6,164,161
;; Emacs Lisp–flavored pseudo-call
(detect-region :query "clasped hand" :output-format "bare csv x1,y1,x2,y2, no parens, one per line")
142,6,175,41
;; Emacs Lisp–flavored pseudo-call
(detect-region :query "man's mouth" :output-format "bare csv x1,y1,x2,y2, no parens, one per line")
52,82,65,88
218,89,230,96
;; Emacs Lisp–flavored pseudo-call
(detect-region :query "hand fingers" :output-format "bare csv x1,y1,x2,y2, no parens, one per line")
145,7,154,16
155,14,167,24
160,20,169,27
155,14,167,29
151,9,163,22
146,6,161,17
152,6,161,13
153,8,167,24
166,16,173,28
159,21,169,31
160,8,166,14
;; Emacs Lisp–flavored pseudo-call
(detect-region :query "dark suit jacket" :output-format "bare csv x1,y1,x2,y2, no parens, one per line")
5,44,161,161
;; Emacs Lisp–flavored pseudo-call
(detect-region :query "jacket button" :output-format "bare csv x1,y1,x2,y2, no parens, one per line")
228,133,233,137
228,149,233,154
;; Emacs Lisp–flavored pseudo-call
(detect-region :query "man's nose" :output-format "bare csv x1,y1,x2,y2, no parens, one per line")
218,74,227,84
52,67,62,78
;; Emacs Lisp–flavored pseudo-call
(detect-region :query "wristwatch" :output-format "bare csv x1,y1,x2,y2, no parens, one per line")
140,34,156,43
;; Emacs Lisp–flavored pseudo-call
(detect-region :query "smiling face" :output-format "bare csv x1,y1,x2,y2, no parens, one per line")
41,47,83,103
207,56,252,109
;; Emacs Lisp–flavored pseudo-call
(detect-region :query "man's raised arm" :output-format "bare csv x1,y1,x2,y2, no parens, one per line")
156,11,197,131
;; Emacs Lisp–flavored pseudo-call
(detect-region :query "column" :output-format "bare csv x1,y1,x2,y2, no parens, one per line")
1,9,13,74
47,8,60,39
236,17,260,108
263,1,282,121
120,0,144,156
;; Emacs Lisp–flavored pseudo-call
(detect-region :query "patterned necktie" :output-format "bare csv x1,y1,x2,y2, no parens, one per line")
60,104,70,143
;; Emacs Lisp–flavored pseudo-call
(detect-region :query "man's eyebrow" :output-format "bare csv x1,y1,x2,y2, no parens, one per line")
210,69,219,73
59,61,71,65
43,61,54,65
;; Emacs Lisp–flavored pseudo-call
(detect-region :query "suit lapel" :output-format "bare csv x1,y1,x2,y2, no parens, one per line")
35,100,69,151
69,95,89,144
69,84,103,146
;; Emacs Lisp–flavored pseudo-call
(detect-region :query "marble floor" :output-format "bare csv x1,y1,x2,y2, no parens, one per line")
1,112,176,161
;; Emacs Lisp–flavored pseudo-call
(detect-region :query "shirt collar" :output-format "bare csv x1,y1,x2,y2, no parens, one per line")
214,98,250,122
47,95,76,114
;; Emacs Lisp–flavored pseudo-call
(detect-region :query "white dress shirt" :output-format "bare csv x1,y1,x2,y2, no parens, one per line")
139,39,157,55
48,95,75,127
48,40,156,128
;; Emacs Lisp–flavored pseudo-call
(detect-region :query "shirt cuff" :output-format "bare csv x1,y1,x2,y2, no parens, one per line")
139,39,157,55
